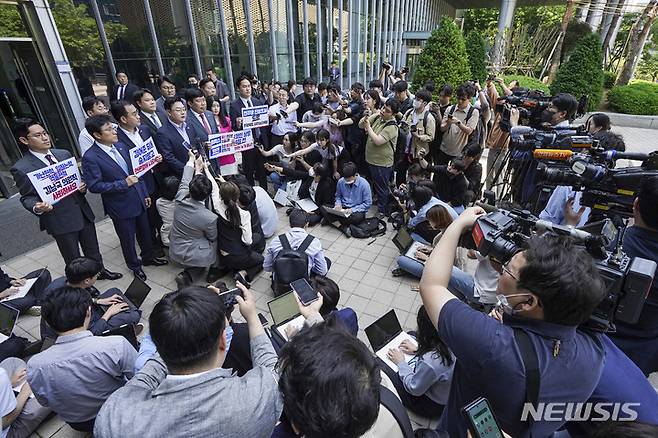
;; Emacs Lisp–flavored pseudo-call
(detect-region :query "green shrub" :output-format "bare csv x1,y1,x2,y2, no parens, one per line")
412,17,471,94
607,81,658,115
465,30,488,83
500,74,550,94
550,32,604,111
603,71,616,89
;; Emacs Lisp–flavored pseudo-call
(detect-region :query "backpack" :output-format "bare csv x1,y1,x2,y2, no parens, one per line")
272,234,315,296
401,108,437,157
374,114,403,160
448,104,485,151
349,218,387,239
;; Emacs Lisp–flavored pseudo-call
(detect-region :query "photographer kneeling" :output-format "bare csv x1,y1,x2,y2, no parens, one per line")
419,207,606,437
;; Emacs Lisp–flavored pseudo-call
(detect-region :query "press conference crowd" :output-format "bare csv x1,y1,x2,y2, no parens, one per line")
0,62,657,438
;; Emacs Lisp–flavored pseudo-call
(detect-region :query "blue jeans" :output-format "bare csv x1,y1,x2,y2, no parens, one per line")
447,266,476,301
368,164,393,215
270,172,287,192
397,255,424,278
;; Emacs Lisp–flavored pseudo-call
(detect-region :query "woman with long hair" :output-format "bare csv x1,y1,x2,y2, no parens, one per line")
208,95,238,176
258,132,299,191
285,128,343,180
386,305,454,418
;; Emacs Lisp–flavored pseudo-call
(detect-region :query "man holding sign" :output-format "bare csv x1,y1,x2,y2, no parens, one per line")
10,119,121,281
83,115,168,282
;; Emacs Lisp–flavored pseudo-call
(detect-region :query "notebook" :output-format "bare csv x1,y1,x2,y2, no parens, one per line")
324,206,350,218
392,228,427,265
274,189,292,206
0,304,19,343
295,198,318,213
0,279,36,303
365,310,417,372
267,292,305,342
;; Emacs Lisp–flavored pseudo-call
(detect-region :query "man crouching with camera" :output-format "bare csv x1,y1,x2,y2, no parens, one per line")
419,207,606,437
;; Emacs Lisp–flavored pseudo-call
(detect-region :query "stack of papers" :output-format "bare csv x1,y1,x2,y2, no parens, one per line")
1,279,36,303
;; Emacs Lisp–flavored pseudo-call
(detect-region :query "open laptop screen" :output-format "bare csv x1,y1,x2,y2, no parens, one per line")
267,292,300,326
0,304,18,339
124,277,151,309
364,310,402,352
392,228,413,253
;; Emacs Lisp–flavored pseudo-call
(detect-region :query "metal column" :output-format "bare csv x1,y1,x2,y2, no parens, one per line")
347,0,352,86
361,0,368,84
492,0,517,71
355,0,361,83
384,0,392,61
216,0,235,97
303,0,311,77
183,0,202,77
89,0,116,82
338,0,344,89
368,0,376,80
328,0,333,66
287,0,297,79
143,0,164,77
267,0,279,80
396,0,408,71
375,0,383,73
242,0,258,75
317,0,323,81
391,0,399,69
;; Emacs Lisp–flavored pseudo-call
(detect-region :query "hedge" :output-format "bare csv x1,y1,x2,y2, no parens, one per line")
501,74,550,94
607,81,658,115
603,71,616,90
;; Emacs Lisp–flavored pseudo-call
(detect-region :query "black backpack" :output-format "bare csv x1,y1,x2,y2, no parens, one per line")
448,104,485,150
349,218,387,239
272,234,315,296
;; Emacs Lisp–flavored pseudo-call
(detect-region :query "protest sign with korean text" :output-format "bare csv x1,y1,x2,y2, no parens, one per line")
208,132,235,159
27,157,81,205
129,138,159,177
232,129,254,153
241,105,269,129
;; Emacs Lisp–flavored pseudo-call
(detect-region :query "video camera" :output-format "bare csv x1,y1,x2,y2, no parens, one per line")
497,90,588,131
509,125,593,152
462,208,657,332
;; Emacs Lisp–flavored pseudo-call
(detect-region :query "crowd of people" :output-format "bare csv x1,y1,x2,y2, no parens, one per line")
0,61,657,438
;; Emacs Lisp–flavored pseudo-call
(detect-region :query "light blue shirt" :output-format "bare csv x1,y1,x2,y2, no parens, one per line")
397,348,455,405
263,228,328,276
539,185,590,227
335,176,372,213
134,333,157,373
95,142,130,175
409,197,458,228
168,119,190,145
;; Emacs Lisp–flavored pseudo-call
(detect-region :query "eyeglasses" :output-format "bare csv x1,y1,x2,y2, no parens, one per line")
502,262,518,280
170,108,186,113
101,126,118,133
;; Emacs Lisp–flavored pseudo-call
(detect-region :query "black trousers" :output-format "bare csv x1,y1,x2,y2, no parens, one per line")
435,149,457,166
4,268,51,312
320,206,366,228
219,251,264,281
242,148,268,188
0,335,28,362
111,210,154,272
53,219,103,267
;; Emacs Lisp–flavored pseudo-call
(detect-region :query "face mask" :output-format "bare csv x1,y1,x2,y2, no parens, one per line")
495,293,532,316
224,324,234,353
541,109,556,124
345,179,355,185
413,100,422,110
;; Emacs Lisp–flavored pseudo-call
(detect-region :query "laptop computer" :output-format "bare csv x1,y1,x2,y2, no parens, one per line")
267,292,305,343
124,276,151,309
364,310,417,372
101,324,139,350
0,304,19,343
392,228,427,265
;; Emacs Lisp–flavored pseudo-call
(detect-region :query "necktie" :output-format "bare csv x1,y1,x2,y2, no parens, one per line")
110,147,130,175
200,113,211,134
151,114,161,129
119,85,125,100
45,154,56,165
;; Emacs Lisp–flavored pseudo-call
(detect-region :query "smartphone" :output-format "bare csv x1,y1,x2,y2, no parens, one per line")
461,397,504,438
218,287,243,308
258,312,269,327
290,278,318,306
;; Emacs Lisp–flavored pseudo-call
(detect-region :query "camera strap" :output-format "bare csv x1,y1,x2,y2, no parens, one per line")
379,385,415,438
513,328,540,437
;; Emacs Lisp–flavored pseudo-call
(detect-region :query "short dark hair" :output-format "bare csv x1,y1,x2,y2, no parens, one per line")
517,235,605,326
188,174,212,201
238,184,256,206
424,80,436,93
342,161,358,178
411,184,434,208
302,77,317,87
42,286,92,333
463,143,483,158
392,80,408,93
187,73,198,81
439,84,453,97
593,131,625,152
591,421,658,438
199,78,214,90
277,323,381,438
185,87,205,103
312,276,340,315
85,114,113,137
587,113,611,132
637,176,658,229
311,102,324,114
408,163,424,178
301,130,316,144
316,128,330,141
364,90,382,108
416,178,436,193
289,209,309,228
236,74,251,87
456,84,471,99
65,257,102,284
318,82,328,91
160,175,180,201
115,70,127,78
13,118,41,141
205,66,216,73
150,287,226,373
450,158,466,172
369,79,383,89
83,96,104,114
551,93,578,120
164,96,183,111
384,98,400,114
133,89,154,105
350,82,365,94
158,76,175,88
110,100,131,122
415,89,432,103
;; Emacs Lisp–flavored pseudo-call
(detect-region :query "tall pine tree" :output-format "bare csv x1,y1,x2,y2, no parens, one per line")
412,17,471,94
465,30,488,83
550,32,604,111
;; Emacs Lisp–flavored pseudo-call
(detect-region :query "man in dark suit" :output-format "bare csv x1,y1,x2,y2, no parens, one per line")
229,74,267,188
154,97,200,178
185,88,218,142
109,71,139,103
82,114,167,281
10,118,121,280
134,89,163,137
156,76,177,121
112,100,165,257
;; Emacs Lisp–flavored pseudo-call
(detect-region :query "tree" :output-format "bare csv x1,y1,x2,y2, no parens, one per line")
50,0,126,69
617,0,658,86
637,50,658,82
412,17,470,94
465,31,488,82
550,32,604,111
0,4,27,38
547,0,576,82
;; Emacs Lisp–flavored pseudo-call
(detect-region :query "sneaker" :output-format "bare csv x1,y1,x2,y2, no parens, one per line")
376,212,387,221
391,268,406,277
320,217,329,226
26,306,41,316
341,226,352,238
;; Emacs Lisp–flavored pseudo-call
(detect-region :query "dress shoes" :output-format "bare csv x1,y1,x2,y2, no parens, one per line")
133,269,147,281
97,269,123,281
142,257,168,267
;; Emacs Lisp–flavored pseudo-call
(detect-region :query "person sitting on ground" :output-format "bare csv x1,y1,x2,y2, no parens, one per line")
169,152,218,287
299,102,327,133
407,181,458,244
155,175,179,248
419,155,469,214
264,209,330,281
253,185,278,238
393,204,455,279
385,305,454,418
94,284,282,437
322,161,372,238
0,357,51,438
27,286,137,433
257,132,299,191
40,257,141,340
0,266,50,315
286,128,342,180
237,183,266,254
461,143,483,204
312,276,357,336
